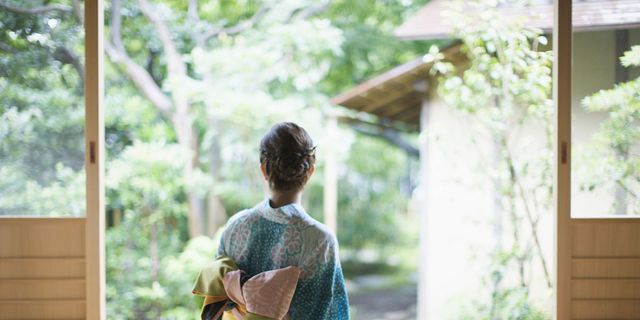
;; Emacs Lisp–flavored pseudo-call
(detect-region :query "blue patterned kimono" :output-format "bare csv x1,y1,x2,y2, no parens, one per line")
217,199,350,320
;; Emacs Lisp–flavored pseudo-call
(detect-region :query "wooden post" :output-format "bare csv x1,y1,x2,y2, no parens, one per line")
416,95,430,320
615,30,630,84
85,0,106,319
553,0,572,319
323,110,338,235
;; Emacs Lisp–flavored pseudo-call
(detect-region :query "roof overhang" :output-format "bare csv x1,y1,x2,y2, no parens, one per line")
396,0,640,40
330,44,463,131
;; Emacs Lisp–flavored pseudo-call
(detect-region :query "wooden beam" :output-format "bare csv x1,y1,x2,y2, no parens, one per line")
330,58,427,105
615,30,629,84
553,0,572,319
338,114,417,132
341,116,419,157
376,92,424,118
84,0,105,319
360,80,420,113
342,95,377,111
394,103,423,124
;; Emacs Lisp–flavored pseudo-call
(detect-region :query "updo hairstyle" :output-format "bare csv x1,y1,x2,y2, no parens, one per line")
259,122,316,191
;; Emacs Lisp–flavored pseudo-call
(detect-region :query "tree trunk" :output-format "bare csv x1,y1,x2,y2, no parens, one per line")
489,134,504,320
207,129,226,237
173,112,205,238
149,219,161,320
492,135,504,254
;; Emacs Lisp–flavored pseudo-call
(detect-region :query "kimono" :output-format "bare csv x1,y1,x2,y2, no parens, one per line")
215,199,350,320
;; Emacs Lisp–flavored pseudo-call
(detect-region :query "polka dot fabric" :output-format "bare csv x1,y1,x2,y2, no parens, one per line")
217,199,350,320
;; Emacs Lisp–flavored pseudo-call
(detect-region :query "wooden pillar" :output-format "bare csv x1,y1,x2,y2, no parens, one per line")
85,0,106,319
615,30,630,84
553,0,572,319
416,95,430,320
323,110,338,235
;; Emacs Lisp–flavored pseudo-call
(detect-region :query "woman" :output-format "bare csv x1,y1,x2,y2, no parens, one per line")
216,122,350,319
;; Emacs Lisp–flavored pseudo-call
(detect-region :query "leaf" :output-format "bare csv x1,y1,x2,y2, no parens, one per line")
621,45,640,68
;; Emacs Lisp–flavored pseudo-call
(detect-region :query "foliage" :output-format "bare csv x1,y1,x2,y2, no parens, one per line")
337,135,412,251
106,222,218,319
0,163,85,215
1,0,424,318
580,45,640,214
319,0,434,95
431,0,553,317
106,142,188,220
0,1,85,215
453,249,550,320
106,142,197,318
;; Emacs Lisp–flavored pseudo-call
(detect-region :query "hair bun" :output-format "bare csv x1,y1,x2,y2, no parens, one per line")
273,151,312,182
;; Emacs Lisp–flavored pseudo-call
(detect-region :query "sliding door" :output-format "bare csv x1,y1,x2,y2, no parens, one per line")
0,1,104,319
555,1,640,319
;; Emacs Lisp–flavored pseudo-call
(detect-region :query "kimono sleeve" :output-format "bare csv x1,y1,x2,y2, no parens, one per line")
289,236,350,320
215,209,247,258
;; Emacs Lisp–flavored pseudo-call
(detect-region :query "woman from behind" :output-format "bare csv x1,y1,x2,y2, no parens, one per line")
216,122,350,319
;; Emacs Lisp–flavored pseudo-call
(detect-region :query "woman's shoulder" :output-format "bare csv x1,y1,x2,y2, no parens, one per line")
291,216,339,265
224,206,261,230
298,217,337,245
297,219,340,278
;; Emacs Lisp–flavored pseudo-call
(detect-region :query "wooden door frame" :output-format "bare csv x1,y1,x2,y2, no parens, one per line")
84,0,106,319
553,1,572,319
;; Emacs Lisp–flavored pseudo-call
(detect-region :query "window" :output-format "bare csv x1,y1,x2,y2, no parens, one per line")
570,2,640,217
0,1,86,216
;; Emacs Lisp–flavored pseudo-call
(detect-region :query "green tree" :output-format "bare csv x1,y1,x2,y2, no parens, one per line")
2,0,429,317
106,142,198,319
101,1,425,316
0,0,85,215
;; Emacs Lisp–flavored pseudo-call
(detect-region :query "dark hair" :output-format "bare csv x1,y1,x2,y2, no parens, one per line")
260,122,316,191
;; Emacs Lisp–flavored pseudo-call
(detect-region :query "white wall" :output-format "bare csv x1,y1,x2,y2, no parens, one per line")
417,28,639,319
417,94,496,319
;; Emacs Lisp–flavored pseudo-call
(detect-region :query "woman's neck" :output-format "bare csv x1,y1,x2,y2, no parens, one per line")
269,191,302,208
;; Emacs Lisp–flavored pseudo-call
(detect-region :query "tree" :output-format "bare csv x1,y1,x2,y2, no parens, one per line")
105,141,192,319
431,0,553,317
2,0,431,317
103,0,358,237
102,0,432,238
105,0,222,237
0,0,85,215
